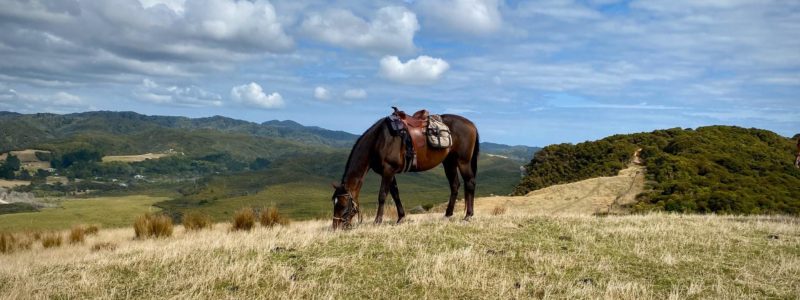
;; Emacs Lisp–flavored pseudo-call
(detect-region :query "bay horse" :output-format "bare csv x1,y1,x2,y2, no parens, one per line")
330,111,479,229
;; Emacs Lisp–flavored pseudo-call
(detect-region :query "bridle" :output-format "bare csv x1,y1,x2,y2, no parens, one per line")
332,192,362,228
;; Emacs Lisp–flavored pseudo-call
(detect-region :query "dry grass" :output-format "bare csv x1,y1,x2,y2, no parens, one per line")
90,242,117,252
183,211,213,231
0,213,797,299
0,233,32,254
133,213,173,239
232,208,255,231
259,207,289,228
491,204,507,215
68,226,85,244
40,232,62,248
84,225,100,235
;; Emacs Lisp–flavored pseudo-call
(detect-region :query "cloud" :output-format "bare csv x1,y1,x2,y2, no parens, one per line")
230,82,284,109
0,88,87,113
134,78,222,107
300,6,419,55
379,55,450,85
0,0,293,86
343,88,367,99
416,0,502,35
313,86,330,100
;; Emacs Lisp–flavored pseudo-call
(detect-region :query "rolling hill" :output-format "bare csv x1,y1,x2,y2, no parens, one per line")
515,126,800,214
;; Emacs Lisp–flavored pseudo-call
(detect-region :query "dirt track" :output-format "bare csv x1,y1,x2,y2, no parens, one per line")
435,164,645,216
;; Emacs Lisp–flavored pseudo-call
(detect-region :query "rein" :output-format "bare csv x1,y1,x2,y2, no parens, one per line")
332,192,361,228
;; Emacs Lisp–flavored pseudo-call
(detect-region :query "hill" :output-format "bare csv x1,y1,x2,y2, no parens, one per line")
479,142,541,163
0,212,796,298
515,126,800,214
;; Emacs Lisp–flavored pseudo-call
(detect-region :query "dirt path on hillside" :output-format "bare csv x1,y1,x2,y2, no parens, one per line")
434,150,646,216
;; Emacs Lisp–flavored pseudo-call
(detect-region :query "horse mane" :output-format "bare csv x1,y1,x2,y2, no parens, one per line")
340,118,385,183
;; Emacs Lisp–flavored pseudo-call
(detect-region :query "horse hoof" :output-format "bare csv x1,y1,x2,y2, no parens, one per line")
396,217,405,224
463,216,472,222
374,219,383,225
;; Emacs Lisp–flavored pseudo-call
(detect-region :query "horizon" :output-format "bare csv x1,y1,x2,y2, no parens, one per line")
0,0,798,146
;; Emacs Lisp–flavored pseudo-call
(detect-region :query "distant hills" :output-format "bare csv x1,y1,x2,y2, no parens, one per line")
515,126,800,214
0,111,536,219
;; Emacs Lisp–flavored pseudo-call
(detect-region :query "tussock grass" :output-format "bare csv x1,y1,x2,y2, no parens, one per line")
68,226,85,244
182,211,213,231
0,232,31,254
84,225,100,235
133,213,173,239
90,242,117,252
491,205,507,216
259,207,289,228
40,232,62,248
231,208,255,231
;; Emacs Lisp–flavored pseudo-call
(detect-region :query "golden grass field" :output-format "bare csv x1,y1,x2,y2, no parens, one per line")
0,179,30,189
0,166,797,299
101,153,169,163
0,149,51,171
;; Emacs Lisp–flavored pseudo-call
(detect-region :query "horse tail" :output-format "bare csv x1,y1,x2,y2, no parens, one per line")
471,131,480,174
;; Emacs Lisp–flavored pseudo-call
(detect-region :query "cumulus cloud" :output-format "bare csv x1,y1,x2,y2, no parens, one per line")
0,88,87,113
379,55,450,85
313,86,330,100
230,82,284,109
134,78,222,107
0,0,293,86
300,6,419,54
416,0,502,35
343,88,367,99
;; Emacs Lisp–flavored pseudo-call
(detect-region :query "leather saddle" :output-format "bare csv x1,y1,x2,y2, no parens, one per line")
388,107,430,172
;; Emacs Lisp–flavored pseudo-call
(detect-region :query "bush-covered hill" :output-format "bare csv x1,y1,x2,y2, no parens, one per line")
514,126,800,214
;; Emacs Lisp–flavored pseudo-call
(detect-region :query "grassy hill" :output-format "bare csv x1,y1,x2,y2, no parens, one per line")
515,126,800,214
0,213,796,299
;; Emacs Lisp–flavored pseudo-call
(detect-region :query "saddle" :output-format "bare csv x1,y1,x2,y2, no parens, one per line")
387,107,450,172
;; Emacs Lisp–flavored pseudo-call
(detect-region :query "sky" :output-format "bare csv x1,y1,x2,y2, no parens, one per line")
0,0,798,146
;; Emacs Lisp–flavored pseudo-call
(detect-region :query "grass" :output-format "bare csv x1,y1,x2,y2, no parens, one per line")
40,233,62,248
182,211,213,231
133,213,173,239
259,207,289,227
0,195,167,232
231,208,255,231
0,213,797,299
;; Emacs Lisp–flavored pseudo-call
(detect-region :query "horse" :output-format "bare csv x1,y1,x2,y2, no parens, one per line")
330,110,479,229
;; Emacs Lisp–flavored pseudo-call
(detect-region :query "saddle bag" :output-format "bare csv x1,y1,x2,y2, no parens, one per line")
426,115,452,148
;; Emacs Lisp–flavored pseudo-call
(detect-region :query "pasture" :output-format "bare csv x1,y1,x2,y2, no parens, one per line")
0,213,797,299
0,195,166,232
102,153,169,163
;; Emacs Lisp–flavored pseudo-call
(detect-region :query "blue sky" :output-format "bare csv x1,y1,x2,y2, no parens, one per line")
0,0,798,146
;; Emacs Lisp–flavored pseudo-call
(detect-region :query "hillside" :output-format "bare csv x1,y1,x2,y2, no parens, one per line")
515,126,800,214
0,212,796,298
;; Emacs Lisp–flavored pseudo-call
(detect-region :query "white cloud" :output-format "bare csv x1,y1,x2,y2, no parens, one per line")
416,0,502,35
230,82,284,109
134,78,222,107
343,89,367,99
314,86,330,100
300,6,419,54
0,88,87,113
379,55,450,85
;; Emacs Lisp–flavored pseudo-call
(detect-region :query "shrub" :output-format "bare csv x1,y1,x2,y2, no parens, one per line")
69,226,85,244
183,211,213,231
42,233,63,248
259,207,289,228
91,242,117,252
134,213,173,239
232,208,255,231
491,205,507,216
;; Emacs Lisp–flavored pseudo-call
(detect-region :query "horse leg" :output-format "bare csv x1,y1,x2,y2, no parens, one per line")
375,175,392,224
389,176,406,223
444,157,460,217
459,159,476,221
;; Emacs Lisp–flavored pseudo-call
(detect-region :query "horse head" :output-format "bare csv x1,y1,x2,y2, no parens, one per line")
330,183,359,230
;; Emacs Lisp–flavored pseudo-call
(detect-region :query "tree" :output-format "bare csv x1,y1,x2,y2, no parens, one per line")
5,154,20,171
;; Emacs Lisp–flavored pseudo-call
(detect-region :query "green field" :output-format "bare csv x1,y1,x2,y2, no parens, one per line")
0,195,165,232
